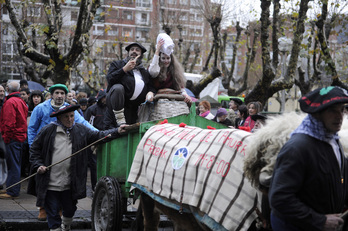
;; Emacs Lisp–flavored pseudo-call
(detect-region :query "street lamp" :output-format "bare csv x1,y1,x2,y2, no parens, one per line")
278,36,292,112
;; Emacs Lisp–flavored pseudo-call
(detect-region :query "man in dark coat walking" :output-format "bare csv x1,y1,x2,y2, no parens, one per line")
269,86,348,231
30,104,127,231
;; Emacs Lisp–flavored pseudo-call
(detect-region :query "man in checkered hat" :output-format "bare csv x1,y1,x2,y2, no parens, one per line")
269,86,348,231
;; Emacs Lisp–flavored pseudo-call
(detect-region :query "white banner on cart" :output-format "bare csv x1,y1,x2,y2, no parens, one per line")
128,123,260,231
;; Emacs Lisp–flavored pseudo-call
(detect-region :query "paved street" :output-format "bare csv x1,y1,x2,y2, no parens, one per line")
0,173,173,230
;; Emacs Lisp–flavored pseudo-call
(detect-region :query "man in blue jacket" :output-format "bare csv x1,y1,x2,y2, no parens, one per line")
28,84,97,147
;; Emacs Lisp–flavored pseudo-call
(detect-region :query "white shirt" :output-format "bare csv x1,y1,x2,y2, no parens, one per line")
130,69,145,100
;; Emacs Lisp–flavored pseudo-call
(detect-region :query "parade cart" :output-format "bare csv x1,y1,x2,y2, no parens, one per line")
91,104,229,231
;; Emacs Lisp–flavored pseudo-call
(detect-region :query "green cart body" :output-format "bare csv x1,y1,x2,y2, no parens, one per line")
92,105,228,231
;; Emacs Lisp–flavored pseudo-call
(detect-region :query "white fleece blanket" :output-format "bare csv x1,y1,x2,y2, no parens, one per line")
128,123,260,231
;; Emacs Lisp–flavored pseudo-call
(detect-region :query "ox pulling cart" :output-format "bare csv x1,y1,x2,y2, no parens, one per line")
92,104,261,231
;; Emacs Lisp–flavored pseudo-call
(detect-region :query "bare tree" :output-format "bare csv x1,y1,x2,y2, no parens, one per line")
245,0,312,106
4,0,100,84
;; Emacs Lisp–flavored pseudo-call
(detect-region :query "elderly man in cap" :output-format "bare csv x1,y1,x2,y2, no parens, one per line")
269,86,348,231
104,42,156,129
28,84,97,221
227,97,243,126
30,104,126,231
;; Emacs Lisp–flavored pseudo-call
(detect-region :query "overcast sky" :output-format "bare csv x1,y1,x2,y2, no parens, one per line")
223,0,348,28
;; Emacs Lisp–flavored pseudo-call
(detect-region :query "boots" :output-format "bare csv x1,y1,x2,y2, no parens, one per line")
61,216,73,231
113,108,126,126
38,207,47,221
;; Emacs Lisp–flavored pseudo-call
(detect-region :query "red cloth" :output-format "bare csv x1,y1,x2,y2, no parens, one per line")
244,116,255,130
0,92,28,143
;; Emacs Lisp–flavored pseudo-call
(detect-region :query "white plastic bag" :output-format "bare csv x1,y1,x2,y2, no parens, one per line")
0,158,7,185
156,33,174,56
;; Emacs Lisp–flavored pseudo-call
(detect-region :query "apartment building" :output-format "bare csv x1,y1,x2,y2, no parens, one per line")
0,0,212,85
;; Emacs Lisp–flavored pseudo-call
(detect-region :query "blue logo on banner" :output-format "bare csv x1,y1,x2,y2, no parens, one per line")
172,147,189,170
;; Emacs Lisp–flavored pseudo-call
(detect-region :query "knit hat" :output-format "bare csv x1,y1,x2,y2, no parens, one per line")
50,104,80,117
49,84,69,94
216,108,228,117
299,86,348,113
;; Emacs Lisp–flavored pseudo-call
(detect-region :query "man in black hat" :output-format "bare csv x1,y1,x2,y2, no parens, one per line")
250,114,267,132
30,104,127,231
105,42,156,129
269,86,348,231
227,97,243,126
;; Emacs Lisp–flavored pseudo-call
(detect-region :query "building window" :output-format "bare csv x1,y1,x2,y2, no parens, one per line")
179,0,187,5
123,10,133,20
195,28,202,36
141,13,147,23
108,28,118,36
123,28,133,38
136,30,148,41
95,7,105,22
93,26,104,36
71,11,78,21
27,7,41,17
182,29,187,36
190,14,195,21
2,55,12,62
180,13,187,21
2,43,12,54
136,0,151,7
167,0,174,4
3,6,8,15
168,11,176,20
3,27,8,35
196,14,203,21
190,0,199,6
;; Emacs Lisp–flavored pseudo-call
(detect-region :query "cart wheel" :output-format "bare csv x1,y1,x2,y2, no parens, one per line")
92,176,123,231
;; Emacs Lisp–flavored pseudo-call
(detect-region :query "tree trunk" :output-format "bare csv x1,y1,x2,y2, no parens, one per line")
189,47,201,73
316,3,347,89
191,69,221,97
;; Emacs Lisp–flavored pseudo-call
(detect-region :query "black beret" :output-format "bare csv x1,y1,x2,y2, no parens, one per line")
230,97,243,105
50,104,80,117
